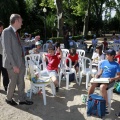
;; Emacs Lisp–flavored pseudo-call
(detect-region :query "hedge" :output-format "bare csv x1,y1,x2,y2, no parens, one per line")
49,34,94,43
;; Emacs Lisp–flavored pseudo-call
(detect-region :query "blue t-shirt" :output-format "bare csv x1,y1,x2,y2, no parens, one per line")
100,60,120,78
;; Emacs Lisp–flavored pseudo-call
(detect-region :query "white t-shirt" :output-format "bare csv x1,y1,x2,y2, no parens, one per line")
92,52,105,63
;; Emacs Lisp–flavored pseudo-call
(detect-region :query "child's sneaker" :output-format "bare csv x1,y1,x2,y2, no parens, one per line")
81,94,88,103
105,107,110,115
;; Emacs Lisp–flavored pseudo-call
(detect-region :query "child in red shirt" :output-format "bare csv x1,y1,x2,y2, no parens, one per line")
115,50,120,64
67,48,79,72
102,38,108,51
42,46,62,92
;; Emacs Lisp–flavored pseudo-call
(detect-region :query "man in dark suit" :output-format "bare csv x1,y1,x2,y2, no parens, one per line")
1,14,33,106
0,21,9,91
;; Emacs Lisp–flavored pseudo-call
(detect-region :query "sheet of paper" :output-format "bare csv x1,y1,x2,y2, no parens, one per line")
90,78,109,83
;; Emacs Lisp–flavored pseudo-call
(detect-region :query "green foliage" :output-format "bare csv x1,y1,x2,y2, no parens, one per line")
50,37,63,43
26,0,35,12
0,0,19,26
50,34,93,43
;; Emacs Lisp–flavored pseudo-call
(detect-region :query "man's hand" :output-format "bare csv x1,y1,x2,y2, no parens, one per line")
13,66,20,73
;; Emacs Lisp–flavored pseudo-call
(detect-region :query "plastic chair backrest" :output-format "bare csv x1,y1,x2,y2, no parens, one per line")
60,57,72,72
43,43,49,52
76,49,85,57
61,49,69,57
60,44,65,49
25,54,41,67
29,49,34,54
79,56,92,73
40,52,47,70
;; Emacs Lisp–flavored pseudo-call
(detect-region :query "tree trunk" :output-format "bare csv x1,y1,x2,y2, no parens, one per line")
83,0,91,37
56,0,63,37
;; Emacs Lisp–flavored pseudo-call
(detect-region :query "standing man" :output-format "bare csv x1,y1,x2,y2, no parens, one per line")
0,21,9,91
1,14,33,106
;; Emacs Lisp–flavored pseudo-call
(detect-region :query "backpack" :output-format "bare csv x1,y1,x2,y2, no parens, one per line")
113,82,120,94
62,70,75,82
87,94,106,118
69,73,75,82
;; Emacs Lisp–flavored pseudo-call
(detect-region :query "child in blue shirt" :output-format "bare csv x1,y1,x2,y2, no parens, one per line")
88,49,120,108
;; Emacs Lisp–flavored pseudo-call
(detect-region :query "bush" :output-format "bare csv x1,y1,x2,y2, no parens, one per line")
49,34,95,43
49,37,63,43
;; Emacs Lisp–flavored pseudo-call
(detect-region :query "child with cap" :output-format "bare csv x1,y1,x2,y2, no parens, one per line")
88,34,98,52
88,49,120,114
33,41,43,54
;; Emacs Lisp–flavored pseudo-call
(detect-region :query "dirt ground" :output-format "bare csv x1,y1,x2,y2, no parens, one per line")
0,36,120,120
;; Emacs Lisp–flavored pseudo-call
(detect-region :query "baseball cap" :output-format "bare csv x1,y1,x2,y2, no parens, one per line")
35,41,42,46
105,49,116,56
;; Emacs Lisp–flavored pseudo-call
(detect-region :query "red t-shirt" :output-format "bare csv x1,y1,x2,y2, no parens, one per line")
45,54,60,71
102,41,108,48
67,53,79,63
115,55,120,64
55,51,60,56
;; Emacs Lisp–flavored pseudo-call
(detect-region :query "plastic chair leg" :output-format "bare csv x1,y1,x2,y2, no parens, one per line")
29,83,33,99
74,71,78,84
107,87,114,113
41,85,46,105
86,74,90,90
59,72,62,87
79,72,82,86
66,74,69,89
50,82,56,96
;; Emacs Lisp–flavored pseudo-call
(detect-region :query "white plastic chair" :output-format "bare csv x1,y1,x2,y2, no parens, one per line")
76,49,85,57
42,43,49,52
27,60,56,105
25,54,41,78
29,49,34,54
39,52,47,71
78,56,97,89
61,49,69,57
59,57,78,89
60,44,65,49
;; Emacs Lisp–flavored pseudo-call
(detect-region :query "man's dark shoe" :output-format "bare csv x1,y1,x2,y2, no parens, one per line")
5,99,18,106
56,86,59,92
19,100,33,105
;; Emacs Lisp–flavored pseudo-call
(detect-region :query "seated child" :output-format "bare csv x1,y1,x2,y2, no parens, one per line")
67,48,79,72
41,46,62,92
102,38,108,51
115,50,120,64
92,45,105,63
88,49,120,112
33,41,43,54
